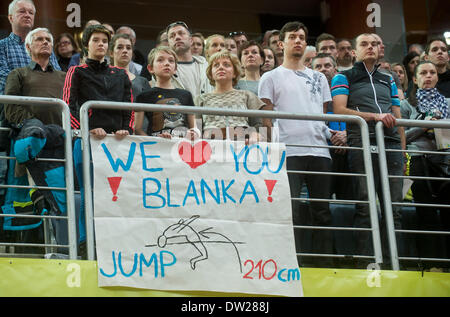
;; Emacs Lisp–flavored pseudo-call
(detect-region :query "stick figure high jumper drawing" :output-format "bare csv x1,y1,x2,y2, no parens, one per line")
146,215,245,272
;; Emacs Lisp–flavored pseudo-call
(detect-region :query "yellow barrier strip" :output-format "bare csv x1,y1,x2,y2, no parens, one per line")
0,258,449,297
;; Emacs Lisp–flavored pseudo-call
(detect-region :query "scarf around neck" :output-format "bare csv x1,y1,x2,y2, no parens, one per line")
416,88,448,119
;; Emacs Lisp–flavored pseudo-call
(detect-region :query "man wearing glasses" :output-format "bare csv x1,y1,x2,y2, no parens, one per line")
166,21,211,99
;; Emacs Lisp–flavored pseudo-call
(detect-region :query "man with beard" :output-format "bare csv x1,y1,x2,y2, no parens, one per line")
166,21,211,99
336,38,354,71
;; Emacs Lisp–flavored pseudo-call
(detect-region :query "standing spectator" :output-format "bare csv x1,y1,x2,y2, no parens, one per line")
403,51,420,98
5,27,65,125
372,33,405,100
408,43,424,55
1,0,61,94
302,45,316,68
224,36,238,56
312,53,352,200
116,26,145,75
204,34,225,61
391,63,408,97
166,21,211,99
400,61,450,267
134,46,197,138
229,31,248,49
191,33,205,57
261,47,277,74
235,40,265,96
331,33,405,267
259,21,338,267
336,38,354,71
102,23,115,37
267,30,283,67
109,33,150,99
315,33,338,60
63,24,133,137
54,33,79,72
424,38,450,97
196,50,269,142
3,27,67,253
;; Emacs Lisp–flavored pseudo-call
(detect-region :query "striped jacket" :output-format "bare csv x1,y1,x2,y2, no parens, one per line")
63,58,134,134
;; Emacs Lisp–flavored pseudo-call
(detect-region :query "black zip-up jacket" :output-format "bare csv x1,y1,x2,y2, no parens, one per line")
63,58,134,133
331,61,400,142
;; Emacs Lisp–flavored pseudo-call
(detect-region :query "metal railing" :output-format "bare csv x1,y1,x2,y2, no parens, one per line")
375,119,450,271
79,101,384,265
0,96,77,259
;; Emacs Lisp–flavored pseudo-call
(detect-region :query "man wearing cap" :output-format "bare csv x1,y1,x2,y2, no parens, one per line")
166,21,211,99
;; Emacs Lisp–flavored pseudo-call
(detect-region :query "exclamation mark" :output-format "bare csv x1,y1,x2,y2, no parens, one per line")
264,180,277,203
108,177,122,202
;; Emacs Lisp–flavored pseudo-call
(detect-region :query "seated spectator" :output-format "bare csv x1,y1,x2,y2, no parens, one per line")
424,37,450,97
235,40,265,96
196,50,270,142
261,46,277,74
5,27,65,126
109,33,150,98
400,61,450,266
391,63,408,98
403,51,420,98
204,34,225,61
224,36,238,56
54,33,79,72
134,46,197,139
191,32,205,57
302,45,316,68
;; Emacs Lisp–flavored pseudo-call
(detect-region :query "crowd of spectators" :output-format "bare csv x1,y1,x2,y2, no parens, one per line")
1,0,449,270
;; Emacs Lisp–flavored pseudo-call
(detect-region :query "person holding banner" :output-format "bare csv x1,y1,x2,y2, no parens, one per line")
134,46,198,139
195,50,270,143
63,24,134,139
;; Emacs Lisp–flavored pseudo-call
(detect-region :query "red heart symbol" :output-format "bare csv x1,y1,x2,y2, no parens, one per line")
178,141,212,169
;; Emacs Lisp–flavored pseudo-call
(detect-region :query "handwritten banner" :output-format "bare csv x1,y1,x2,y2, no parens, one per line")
91,135,303,297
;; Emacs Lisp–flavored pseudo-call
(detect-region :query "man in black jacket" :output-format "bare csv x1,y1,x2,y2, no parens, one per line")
331,33,405,268
425,38,450,98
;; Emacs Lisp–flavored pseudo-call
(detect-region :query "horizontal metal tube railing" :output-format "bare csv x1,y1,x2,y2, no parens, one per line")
375,119,450,271
0,95,77,259
80,101,383,266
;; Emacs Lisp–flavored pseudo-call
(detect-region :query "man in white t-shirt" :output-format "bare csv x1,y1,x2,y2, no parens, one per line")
259,21,336,267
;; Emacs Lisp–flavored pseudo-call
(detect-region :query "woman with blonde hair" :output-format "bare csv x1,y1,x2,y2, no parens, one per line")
391,62,408,95
195,50,270,142
204,34,225,61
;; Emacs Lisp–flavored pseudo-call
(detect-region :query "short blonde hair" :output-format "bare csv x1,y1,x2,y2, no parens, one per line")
147,46,178,70
206,50,241,86
204,34,225,61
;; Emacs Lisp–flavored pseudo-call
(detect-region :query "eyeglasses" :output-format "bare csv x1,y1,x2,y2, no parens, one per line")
166,21,190,34
59,41,72,46
229,31,246,37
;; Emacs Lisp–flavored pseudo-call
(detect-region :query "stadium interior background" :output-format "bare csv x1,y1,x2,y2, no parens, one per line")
1,0,449,64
